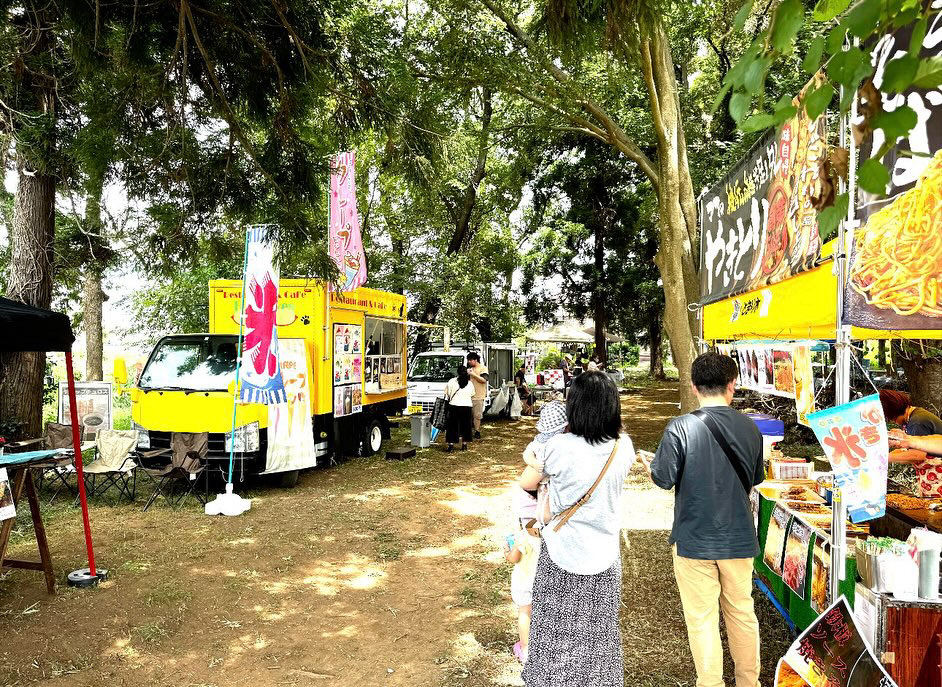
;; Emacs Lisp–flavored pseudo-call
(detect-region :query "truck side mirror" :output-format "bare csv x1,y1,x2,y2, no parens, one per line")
113,357,128,386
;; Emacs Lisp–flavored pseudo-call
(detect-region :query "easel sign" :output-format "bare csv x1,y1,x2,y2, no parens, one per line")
58,382,113,442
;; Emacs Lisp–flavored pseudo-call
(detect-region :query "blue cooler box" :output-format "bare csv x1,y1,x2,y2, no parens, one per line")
746,412,785,437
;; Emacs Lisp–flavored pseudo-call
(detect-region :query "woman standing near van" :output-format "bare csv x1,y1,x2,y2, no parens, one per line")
445,365,474,452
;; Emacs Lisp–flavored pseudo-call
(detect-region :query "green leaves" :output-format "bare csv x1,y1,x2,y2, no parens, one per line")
812,0,851,21
909,17,927,57
881,54,919,93
842,0,881,38
771,0,805,53
734,1,754,31
816,193,849,241
803,36,826,74
740,113,776,132
858,158,890,194
872,105,918,141
730,91,752,122
913,57,942,89
804,82,834,119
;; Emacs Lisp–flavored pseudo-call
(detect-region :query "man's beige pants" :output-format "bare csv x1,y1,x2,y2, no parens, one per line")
472,400,485,432
672,547,761,687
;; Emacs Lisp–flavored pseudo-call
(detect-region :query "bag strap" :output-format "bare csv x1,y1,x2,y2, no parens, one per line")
690,409,752,495
552,438,620,532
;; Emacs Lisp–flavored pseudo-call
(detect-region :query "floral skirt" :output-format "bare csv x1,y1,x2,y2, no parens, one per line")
522,542,623,687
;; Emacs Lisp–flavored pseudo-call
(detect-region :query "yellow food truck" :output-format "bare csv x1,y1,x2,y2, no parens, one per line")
116,280,408,485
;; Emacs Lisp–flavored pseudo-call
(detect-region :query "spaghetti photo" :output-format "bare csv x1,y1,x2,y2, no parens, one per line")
850,149,942,319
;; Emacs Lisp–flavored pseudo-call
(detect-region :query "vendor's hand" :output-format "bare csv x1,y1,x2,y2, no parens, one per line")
888,428,911,449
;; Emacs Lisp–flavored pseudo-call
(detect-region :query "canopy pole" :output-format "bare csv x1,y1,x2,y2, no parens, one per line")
65,352,105,587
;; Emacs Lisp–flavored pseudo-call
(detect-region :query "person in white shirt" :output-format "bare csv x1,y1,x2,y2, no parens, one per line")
444,365,474,452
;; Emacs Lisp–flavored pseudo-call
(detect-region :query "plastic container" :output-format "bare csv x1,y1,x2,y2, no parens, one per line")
410,413,432,448
918,548,941,600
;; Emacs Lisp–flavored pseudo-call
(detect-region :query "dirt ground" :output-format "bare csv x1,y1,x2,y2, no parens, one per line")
0,383,791,686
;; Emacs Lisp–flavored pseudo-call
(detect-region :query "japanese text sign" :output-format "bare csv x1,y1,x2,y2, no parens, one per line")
776,597,896,687
808,395,889,523
699,102,826,305
329,151,368,292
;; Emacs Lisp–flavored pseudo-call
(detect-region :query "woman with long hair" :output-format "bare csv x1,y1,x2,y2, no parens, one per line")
519,371,634,686
444,365,474,452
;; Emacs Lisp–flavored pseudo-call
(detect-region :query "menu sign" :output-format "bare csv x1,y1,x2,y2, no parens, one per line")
777,597,896,687
764,503,791,576
59,382,113,442
808,395,889,523
784,518,812,599
0,469,15,522
699,105,827,305
333,323,363,417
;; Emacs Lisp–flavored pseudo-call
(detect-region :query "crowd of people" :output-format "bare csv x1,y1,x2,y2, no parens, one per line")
493,353,942,687
501,353,767,687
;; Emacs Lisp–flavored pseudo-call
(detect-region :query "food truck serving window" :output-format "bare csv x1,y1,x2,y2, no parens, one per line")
364,318,405,393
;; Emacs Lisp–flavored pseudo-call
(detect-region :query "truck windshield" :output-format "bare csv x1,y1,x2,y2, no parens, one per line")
408,355,462,382
139,337,239,391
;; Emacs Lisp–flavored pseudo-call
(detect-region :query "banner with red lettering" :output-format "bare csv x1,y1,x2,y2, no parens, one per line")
808,395,889,524
329,151,368,291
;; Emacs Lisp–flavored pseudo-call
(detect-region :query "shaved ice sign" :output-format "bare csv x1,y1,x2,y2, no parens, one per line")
808,395,889,524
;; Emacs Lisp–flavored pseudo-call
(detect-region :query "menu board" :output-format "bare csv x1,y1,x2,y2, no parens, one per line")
764,503,791,576
333,323,363,417
0,469,15,522
845,9,942,332
734,343,797,399
784,518,812,598
808,395,889,523
777,597,896,687
699,103,827,305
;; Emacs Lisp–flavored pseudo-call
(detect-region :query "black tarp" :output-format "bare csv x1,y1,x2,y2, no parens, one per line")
0,297,74,352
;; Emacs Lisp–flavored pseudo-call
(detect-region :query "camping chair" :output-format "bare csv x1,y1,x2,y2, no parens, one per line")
141,432,209,512
13,423,92,504
83,429,138,505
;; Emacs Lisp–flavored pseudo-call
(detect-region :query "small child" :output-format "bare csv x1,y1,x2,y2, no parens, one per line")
503,401,568,663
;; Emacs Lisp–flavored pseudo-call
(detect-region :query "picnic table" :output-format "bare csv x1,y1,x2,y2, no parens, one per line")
0,450,64,594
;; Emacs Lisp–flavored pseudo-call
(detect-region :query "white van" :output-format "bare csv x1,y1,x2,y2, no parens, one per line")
406,343,516,414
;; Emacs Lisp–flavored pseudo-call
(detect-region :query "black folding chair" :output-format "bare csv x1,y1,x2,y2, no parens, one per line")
141,432,209,512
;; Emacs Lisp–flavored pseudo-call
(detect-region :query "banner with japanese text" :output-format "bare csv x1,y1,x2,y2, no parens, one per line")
845,7,942,331
808,395,889,523
774,597,896,687
329,151,368,292
264,338,317,473
699,103,827,305
240,225,287,404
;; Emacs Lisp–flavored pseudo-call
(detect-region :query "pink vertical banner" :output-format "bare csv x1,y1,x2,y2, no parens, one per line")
328,151,367,291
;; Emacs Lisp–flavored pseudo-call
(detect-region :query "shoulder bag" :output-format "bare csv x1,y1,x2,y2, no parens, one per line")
527,438,620,537
690,409,752,495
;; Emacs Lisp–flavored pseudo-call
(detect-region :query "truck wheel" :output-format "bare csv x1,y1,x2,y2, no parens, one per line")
277,469,300,488
361,418,384,457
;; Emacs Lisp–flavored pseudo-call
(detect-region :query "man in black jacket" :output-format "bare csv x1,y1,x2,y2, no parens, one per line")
645,352,763,687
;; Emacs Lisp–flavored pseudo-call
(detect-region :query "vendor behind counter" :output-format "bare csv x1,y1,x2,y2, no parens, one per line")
880,390,942,498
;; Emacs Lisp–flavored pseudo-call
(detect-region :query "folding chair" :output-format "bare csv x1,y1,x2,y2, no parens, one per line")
83,429,138,505
141,432,209,512
25,423,91,504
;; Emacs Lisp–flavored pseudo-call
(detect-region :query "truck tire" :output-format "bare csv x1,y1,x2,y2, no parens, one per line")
361,418,385,457
277,469,300,488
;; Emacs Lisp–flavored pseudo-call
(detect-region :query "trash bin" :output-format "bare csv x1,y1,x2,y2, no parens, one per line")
410,413,432,448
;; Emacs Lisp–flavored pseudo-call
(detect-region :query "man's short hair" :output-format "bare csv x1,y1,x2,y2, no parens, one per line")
691,352,739,396
466,352,480,362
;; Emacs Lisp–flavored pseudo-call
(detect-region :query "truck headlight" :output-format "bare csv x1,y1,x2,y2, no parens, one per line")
225,422,260,453
132,422,150,449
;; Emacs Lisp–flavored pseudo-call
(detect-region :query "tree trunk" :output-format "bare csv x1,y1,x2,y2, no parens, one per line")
593,217,608,365
899,346,942,418
649,316,665,380
84,268,104,381
0,160,56,438
877,340,887,370
643,29,698,411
